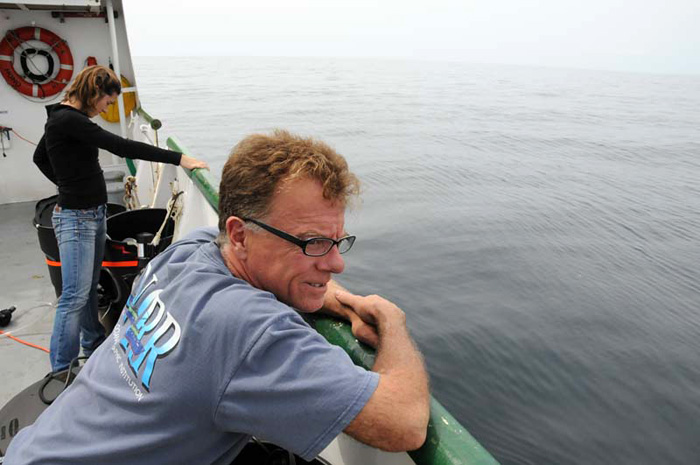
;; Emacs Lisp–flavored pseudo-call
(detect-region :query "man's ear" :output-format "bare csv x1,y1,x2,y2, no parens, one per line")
225,216,248,259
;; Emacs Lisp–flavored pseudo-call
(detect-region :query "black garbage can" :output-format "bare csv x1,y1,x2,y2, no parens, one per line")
33,195,127,298
99,208,176,333
33,196,175,334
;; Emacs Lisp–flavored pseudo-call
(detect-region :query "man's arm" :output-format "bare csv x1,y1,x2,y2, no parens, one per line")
336,291,430,452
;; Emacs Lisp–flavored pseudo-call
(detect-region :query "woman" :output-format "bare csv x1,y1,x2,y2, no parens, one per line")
33,65,208,373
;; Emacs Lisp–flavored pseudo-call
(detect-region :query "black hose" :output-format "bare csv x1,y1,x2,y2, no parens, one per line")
38,356,87,405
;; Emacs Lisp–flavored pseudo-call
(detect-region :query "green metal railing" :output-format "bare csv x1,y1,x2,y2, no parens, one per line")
142,114,499,465
165,136,219,212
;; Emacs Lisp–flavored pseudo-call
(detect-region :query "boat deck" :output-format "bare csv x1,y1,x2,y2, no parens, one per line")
0,201,56,407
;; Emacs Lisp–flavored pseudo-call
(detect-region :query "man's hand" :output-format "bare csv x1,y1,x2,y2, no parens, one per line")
335,291,405,331
336,291,409,348
347,310,380,348
321,282,379,348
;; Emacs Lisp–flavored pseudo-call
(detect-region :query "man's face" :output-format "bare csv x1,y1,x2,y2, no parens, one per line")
243,177,347,312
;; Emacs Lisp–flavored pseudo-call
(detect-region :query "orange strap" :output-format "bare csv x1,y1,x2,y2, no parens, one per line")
0,330,50,353
103,261,139,267
45,259,139,268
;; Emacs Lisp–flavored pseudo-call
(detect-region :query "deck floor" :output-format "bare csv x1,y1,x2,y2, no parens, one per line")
0,201,57,407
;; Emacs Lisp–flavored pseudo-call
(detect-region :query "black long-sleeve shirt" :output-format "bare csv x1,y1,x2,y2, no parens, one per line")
33,104,182,209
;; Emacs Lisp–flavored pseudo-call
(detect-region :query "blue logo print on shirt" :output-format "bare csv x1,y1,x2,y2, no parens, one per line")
119,270,182,391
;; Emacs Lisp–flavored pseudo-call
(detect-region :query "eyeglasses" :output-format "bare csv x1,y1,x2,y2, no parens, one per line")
243,218,356,257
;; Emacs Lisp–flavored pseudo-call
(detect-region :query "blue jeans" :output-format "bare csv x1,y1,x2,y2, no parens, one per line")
50,204,107,372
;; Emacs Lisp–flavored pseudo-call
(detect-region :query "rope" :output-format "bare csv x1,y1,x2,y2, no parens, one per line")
11,128,38,146
152,190,184,247
0,329,50,353
0,302,54,340
123,176,141,210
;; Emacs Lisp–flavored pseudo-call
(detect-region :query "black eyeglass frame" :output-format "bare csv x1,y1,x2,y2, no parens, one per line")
242,218,356,257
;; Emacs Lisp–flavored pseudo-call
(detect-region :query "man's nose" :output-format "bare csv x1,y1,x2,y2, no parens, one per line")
318,244,345,274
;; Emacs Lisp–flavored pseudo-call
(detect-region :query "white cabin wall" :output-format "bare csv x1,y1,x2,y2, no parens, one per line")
0,0,136,204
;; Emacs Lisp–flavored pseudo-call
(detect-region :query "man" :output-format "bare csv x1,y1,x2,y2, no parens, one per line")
4,130,429,464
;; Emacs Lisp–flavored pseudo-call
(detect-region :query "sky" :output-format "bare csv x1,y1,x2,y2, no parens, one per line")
122,0,700,75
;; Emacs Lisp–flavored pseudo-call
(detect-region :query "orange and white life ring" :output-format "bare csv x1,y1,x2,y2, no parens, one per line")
0,26,74,99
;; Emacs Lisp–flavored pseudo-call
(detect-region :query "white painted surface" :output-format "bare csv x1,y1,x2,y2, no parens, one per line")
0,0,135,204
11,0,100,6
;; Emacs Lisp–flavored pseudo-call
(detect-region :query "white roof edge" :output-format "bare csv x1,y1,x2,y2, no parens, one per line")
2,0,100,7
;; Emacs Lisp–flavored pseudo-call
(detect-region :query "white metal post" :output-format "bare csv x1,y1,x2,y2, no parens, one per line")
106,0,127,161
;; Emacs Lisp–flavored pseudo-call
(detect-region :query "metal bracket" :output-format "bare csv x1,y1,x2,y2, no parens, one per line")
0,126,11,157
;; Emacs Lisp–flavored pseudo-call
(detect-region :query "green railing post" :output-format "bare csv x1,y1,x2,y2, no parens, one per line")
165,136,219,212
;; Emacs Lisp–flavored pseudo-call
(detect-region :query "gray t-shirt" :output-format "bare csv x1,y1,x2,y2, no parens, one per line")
5,227,379,464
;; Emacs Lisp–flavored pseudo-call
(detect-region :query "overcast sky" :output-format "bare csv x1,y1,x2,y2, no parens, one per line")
122,0,700,75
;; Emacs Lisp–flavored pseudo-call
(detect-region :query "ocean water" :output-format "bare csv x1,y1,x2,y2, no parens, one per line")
133,56,700,465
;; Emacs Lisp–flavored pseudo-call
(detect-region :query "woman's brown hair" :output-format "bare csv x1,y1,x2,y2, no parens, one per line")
62,65,121,113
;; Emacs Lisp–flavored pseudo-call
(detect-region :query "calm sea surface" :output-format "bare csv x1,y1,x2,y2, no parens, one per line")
133,57,700,465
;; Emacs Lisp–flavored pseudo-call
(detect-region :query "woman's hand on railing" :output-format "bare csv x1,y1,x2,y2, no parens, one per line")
180,154,209,170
